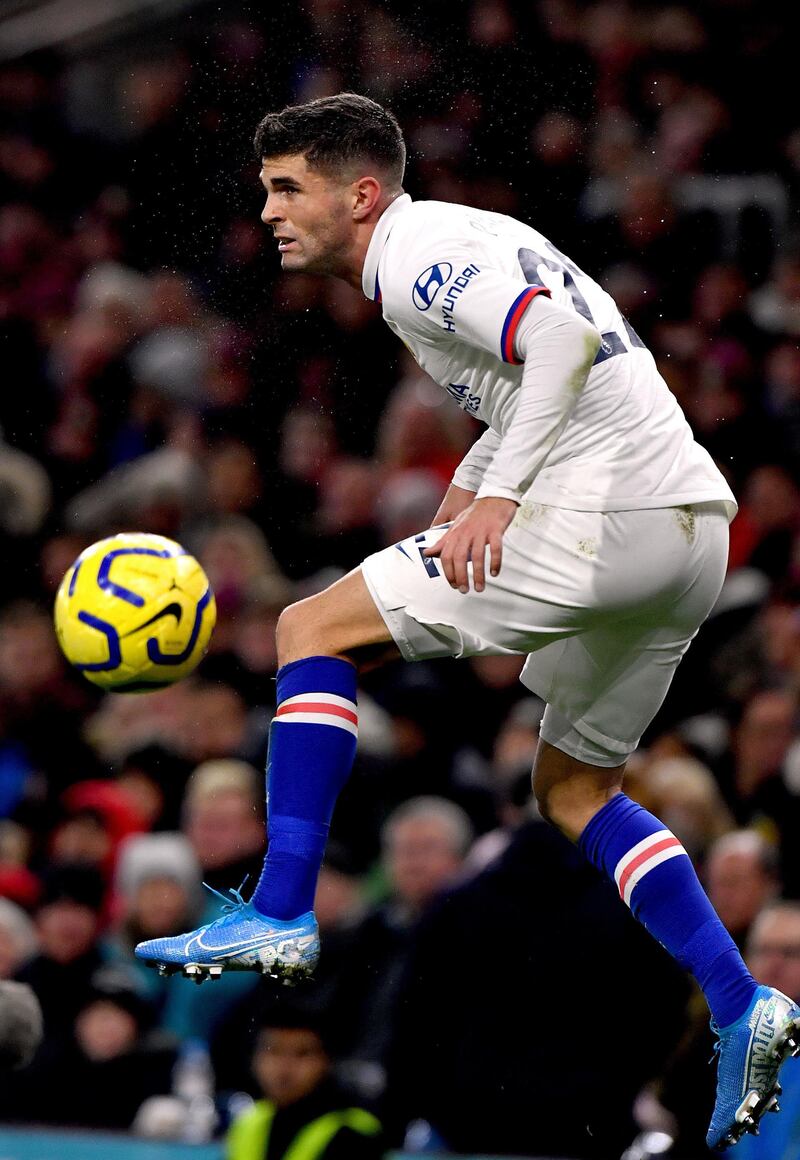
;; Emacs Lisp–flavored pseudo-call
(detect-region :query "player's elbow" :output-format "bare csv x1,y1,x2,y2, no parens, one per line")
566,316,601,394
573,315,602,365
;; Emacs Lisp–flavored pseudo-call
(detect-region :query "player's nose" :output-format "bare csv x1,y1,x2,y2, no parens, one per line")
261,197,284,226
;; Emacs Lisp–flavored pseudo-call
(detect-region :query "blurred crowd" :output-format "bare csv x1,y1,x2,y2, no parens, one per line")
0,0,799,1157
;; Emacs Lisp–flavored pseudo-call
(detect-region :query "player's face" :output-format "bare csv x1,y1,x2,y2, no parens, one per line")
259,154,355,276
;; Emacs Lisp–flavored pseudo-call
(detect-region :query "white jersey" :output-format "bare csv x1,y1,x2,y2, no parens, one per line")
361,194,736,516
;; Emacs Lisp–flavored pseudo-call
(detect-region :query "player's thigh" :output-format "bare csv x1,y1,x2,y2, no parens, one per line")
359,511,601,663
276,567,398,665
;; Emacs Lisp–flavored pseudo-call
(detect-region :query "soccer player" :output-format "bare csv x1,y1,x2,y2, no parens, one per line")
136,94,800,1148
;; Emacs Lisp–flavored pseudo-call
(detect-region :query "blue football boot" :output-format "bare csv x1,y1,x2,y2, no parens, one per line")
707,985,800,1150
134,884,320,986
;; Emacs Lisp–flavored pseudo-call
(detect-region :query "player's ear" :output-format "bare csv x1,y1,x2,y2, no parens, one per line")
351,176,382,221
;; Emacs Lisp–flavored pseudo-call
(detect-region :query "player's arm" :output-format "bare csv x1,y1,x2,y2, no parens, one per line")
424,292,600,592
475,292,601,502
451,426,503,494
431,427,503,524
431,481,475,525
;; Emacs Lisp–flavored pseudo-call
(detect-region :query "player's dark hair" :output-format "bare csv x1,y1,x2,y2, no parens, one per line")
254,93,405,188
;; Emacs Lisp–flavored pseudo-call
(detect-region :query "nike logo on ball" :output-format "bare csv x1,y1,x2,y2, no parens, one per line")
123,601,183,637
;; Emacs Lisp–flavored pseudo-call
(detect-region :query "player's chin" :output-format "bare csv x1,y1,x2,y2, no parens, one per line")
279,248,307,270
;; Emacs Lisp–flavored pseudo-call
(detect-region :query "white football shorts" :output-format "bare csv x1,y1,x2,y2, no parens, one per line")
360,501,729,766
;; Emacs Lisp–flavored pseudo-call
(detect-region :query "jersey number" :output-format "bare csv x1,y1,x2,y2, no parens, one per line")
518,246,644,365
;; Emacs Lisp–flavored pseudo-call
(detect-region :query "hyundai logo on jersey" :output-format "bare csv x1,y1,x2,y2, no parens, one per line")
441,264,481,332
412,263,453,310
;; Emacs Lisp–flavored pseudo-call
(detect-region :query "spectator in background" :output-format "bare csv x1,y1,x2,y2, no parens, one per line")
313,843,366,938
721,690,800,892
386,818,689,1158
374,366,475,489
0,600,99,804
725,689,797,808
727,466,800,580
764,341,800,460
380,797,473,919
37,530,90,600
65,410,207,537
181,759,265,897
49,779,147,886
466,697,541,873
712,582,800,707
0,966,177,1129
0,430,51,562
16,865,108,1040
226,1008,383,1160
747,902,800,1013
203,442,264,524
192,514,289,659
329,796,473,1090
112,744,193,833
633,755,735,865
705,830,781,950
692,263,759,349
265,408,339,576
218,576,295,708
106,832,203,997
81,680,197,769
312,458,382,573
181,682,262,766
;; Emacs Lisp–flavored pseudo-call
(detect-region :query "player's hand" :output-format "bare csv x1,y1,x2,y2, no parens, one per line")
431,483,476,526
423,496,518,593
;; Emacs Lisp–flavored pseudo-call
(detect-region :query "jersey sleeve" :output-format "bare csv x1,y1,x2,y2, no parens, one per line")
384,244,551,364
451,426,503,492
475,294,601,502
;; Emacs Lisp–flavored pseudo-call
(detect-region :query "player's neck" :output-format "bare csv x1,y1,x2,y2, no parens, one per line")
337,189,404,293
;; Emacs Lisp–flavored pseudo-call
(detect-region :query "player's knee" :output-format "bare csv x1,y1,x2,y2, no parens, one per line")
532,745,625,841
532,768,558,827
533,774,586,839
276,598,316,661
276,593,345,664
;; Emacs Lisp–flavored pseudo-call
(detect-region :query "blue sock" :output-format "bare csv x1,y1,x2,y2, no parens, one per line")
579,794,757,1028
251,656,358,920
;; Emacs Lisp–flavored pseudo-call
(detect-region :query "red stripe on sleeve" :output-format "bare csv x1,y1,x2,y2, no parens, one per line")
503,286,551,364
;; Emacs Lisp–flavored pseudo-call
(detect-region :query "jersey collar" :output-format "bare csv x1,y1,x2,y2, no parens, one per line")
361,193,413,303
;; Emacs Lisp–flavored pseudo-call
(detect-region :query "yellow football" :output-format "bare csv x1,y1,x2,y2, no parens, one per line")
54,532,216,693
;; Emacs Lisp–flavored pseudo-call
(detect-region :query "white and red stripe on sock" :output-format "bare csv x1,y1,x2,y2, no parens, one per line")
580,794,756,1027
614,830,687,908
275,692,358,738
